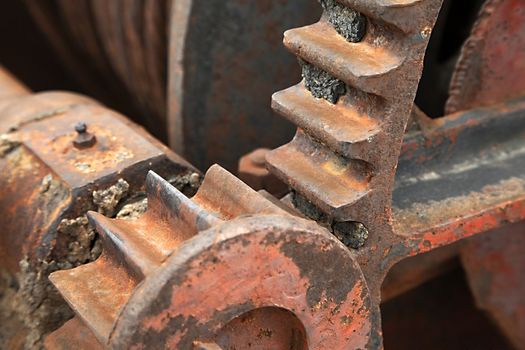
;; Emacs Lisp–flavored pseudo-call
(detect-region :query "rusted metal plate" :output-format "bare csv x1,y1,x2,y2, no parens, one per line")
1,99,197,271
0,91,98,134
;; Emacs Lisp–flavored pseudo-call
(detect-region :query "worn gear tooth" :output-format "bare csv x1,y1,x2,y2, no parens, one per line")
86,212,168,278
44,317,103,350
193,164,290,218
284,22,404,96
146,170,223,233
272,83,381,159
49,256,137,344
266,131,372,220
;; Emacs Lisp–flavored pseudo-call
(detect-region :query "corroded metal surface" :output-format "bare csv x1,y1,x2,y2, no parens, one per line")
265,0,525,347
446,0,525,114
0,69,199,348
47,167,376,349
461,223,525,348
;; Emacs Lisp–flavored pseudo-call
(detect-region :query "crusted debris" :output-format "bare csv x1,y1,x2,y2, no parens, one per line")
0,271,26,349
116,197,148,220
301,60,346,104
291,191,328,223
56,216,102,270
93,179,130,216
320,0,367,43
291,190,369,249
332,221,369,249
0,134,21,158
169,171,202,197
14,257,74,349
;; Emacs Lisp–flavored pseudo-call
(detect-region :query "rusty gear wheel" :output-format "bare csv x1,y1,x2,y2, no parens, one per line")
46,166,378,349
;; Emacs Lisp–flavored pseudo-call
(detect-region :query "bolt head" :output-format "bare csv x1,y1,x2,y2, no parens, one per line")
75,122,87,134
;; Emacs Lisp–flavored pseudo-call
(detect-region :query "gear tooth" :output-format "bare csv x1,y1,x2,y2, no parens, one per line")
49,257,137,344
338,0,435,33
284,22,404,97
146,170,223,234
87,211,166,278
266,131,372,220
272,83,381,159
194,164,290,219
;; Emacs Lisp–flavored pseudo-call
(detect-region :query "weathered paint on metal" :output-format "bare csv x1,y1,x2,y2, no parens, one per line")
461,222,525,348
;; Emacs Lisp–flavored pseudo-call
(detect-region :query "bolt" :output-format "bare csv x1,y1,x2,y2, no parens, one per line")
73,122,97,149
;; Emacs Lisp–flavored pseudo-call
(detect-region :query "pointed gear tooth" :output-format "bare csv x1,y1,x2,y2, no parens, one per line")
87,211,165,278
338,0,438,33
284,22,405,96
49,257,137,344
272,83,381,159
194,164,290,219
146,170,223,233
266,131,372,220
